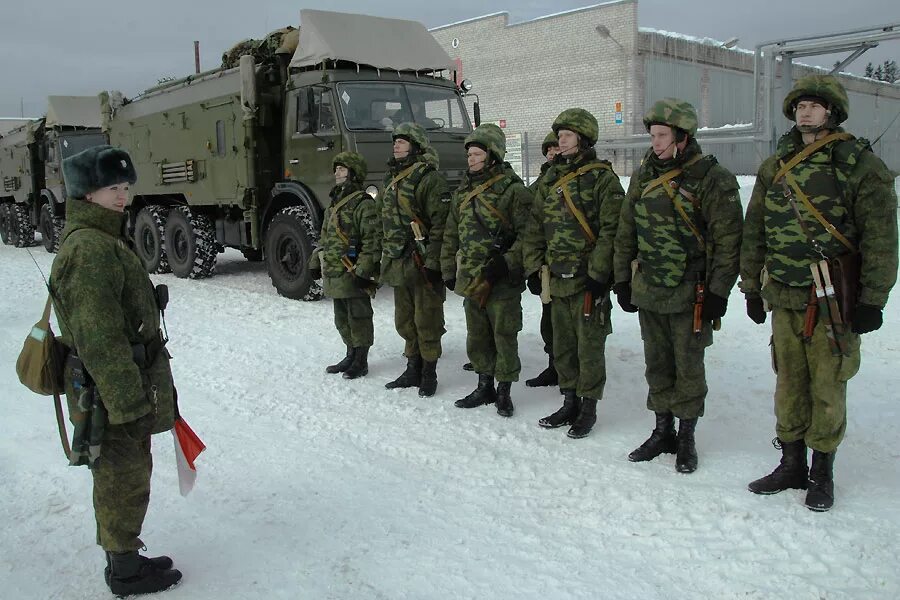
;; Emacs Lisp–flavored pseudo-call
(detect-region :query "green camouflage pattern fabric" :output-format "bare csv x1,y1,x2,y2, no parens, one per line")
50,198,175,432
642,98,699,137
311,182,381,298
464,294,523,382
333,297,374,348
551,292,611,399
394,278,446,361
441,162,532,299
782,75,850,124
392,122,430,150
638,309,712,419
771,308,860,452
465,123,507,161
333,151,368,183
741,127,898,310
552,108,599,145
614,139,743,313
523,148,625,299
529,161,553,193
542,131,559,156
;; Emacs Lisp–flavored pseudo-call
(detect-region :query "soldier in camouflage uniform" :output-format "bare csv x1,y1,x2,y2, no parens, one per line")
614,99,743,474
741,75,897,511
525,131,561,388
50,146,182,596
309,152,381,380
441,124,533,417
523,108,625,439
377,123,450,397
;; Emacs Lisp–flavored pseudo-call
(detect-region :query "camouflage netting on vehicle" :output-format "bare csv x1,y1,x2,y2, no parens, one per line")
221,26,299,69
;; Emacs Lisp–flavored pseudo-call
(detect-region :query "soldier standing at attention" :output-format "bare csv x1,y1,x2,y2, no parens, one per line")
50,146,182,595
378,123,450,397
741,75,897,511
525,131,561,388
614,99,743,474
441,124,532,417
524,108,625,439
310,152,381,379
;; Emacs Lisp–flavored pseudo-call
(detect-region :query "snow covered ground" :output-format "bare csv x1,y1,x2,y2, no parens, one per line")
2,180,899,600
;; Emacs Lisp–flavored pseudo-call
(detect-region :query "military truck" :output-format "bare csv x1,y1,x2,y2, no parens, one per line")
104,9,477,300
0,96,106,251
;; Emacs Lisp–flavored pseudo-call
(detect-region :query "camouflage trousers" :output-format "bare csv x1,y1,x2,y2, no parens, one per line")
91,418,153,552
393,279,446,361
551,293,612,399
637,309,712,419
539,301,553,356
333,297,374,348
771,308,861,453
464,294,523,382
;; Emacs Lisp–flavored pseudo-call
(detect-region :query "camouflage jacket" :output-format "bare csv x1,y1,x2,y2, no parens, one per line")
50,198,175,432
740,127,898,310
441,163,533,299
615,140,743,313
523,148,625,298
528,162,553,193
310,182,381,299
377,154,450,287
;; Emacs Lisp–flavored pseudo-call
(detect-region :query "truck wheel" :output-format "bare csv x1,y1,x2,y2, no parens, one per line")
164,206,217,279
10,203,35,248
39,205,65,253
0,204,10,245
134,205,172,274
265,206,323,301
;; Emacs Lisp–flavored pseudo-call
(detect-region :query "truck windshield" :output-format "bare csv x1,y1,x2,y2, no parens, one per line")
337,82,471,133
59,133,108,160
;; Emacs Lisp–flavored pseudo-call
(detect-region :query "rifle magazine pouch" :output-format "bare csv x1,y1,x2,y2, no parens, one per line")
830,252,861,326
16,294,67,396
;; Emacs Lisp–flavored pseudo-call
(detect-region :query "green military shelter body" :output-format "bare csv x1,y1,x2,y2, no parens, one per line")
106,9,473,300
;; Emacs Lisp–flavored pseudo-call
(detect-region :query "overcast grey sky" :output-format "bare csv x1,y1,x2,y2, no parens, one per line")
0,0,897,117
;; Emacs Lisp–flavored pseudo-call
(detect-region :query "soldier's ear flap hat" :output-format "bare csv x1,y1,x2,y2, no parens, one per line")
63,145,137,199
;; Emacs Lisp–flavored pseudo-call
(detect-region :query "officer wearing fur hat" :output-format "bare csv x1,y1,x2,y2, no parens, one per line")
310,152,381,379
378,122,450,397
613,98,743,474
49,146,182,595
441,124,533,417
523,108,625,439
741,75,897,511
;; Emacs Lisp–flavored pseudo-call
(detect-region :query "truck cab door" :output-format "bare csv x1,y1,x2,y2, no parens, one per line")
285,86,342,204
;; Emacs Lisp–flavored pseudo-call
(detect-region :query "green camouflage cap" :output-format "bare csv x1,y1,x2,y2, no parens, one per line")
552,108,599,146
541,131,559,156
642,98,699,137
332,151,368,183
782,75,849,124
465,123,506,162
392,122,430,150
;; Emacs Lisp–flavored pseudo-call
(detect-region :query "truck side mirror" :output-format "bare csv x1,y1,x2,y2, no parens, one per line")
473,101,481,127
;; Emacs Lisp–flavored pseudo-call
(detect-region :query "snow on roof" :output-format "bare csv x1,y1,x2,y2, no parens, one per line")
639,27,754,56
45,96,101,129
430,1,629,32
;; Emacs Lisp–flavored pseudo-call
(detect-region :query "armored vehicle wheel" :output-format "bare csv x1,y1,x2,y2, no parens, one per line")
265,206,323,301
10,203,35,248
39,205,65,253
134,205,172,274
0,203,11,245
164,206,217,279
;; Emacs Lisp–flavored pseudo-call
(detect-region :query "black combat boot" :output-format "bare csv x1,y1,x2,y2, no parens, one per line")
628,412,678,462
675,417,699,473
107,550,182,597
539,390,580,429
495,382,514,417
418,359,438,397
525,357,558,387
105,553,174,587
567,397,598,439
326,346,355,374
342,347,369,380
455,373,496,408
805,450,835,512
748,438,808,495
385,355,422,389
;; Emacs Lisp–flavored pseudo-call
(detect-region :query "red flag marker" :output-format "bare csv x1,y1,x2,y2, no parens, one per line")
172,417,206,496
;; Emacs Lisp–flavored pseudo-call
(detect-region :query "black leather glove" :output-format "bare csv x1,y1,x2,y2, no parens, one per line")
424,268,443,287
444,278,456,292
852,304,883,334
353,275,373,289
585,276,609,298
309,266,322,281
746,295,766,324
526,272,542,296
702,292,728,321
613,282,638,313
482,255,509,285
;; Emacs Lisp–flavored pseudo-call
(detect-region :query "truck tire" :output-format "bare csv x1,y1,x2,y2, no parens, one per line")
0,203,11,245
39,205,65,253
10,203,35,248
134,205,172,274
164,206,217,279
265,206,324,301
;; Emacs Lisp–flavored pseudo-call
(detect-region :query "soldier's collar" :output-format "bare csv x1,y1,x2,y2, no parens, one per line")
64,197,126,239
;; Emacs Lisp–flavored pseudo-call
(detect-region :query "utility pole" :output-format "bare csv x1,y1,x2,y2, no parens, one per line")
194,41,201,74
